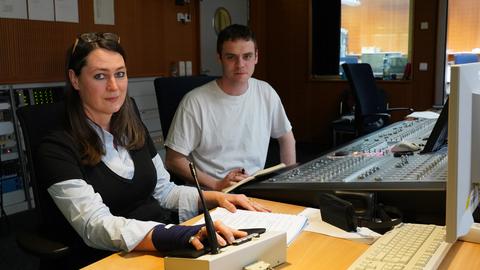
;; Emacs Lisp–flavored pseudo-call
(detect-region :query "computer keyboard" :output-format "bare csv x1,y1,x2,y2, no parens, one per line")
348,223,452,270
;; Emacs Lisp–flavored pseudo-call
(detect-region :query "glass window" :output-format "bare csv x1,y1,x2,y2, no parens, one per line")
444,0,480,97
447,0,480,58
340,0,411,80
311,0,411,79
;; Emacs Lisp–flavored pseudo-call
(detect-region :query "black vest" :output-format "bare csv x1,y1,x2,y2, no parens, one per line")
37,129,178,266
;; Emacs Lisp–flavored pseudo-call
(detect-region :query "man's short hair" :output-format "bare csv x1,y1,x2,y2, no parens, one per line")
216,24,257,55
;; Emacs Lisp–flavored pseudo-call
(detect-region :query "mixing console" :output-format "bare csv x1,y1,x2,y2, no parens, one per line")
267,149,447,186
338,118,436,153
240,118,447,224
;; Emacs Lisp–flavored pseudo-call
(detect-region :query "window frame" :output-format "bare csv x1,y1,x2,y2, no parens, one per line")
309,0,414,81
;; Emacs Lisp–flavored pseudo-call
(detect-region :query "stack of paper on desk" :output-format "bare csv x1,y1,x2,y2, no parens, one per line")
195,207,307,245
406,111,439,119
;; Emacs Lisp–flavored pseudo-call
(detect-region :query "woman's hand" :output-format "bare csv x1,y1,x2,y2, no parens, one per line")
188,220,247,250
204,191,271,213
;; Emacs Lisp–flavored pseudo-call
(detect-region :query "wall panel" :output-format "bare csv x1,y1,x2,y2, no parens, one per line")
0,0,199,84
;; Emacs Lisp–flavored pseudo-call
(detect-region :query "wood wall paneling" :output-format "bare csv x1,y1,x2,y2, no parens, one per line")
409,0,438,110
249,0,268,80
0,0,199,84
447,0,480,52
342,0,410,55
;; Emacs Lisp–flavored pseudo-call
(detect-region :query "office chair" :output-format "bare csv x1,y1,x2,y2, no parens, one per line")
16,98,149,269
15,101,71,269
454,53,478,64
332,63,413,146
154,76,217,140
339,56,359,78
154,76,217,184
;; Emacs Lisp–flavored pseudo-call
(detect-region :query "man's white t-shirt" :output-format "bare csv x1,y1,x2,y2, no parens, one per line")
165,78,292,180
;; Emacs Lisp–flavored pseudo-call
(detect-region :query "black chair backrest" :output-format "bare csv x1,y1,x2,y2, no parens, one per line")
16,101,66,220
154,76,217,139
342,63,384,117
16,98,142,220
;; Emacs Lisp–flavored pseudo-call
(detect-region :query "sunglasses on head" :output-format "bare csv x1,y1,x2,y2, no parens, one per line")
72,32,120,55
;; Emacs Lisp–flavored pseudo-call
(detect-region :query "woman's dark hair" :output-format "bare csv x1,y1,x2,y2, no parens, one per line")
65,33,145,165
216,24,257,55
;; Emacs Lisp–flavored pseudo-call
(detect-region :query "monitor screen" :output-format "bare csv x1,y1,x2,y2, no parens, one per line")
446,62,480,243
420,98,448,154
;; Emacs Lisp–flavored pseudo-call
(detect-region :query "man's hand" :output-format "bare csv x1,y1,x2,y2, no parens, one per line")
214,168,249,191
166,148,249,191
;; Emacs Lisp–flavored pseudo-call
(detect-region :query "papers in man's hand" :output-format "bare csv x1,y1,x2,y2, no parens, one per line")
222,163,286,193
298,207,381,245
406,111,439,119
195,207,307,245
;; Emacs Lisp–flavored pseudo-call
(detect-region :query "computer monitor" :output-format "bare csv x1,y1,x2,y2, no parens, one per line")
446,62,480,243
420,97,448,154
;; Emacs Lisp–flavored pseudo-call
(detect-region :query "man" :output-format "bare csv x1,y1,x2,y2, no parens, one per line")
165,24,296,191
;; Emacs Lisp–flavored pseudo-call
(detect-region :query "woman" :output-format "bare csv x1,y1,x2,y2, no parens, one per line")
37,32,267,268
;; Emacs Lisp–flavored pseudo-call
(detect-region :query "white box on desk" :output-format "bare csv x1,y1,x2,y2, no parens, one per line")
164,231,286,270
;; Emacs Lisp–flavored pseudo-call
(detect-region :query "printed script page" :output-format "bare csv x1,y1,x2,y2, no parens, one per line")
195,207,307,245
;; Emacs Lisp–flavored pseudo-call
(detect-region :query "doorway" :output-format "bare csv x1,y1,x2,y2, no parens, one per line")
199,0,249,76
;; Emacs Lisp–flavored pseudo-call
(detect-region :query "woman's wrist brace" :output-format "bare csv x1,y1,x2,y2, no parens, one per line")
151,224,204,252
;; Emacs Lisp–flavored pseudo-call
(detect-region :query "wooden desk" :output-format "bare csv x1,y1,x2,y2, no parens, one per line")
82,198,480,270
